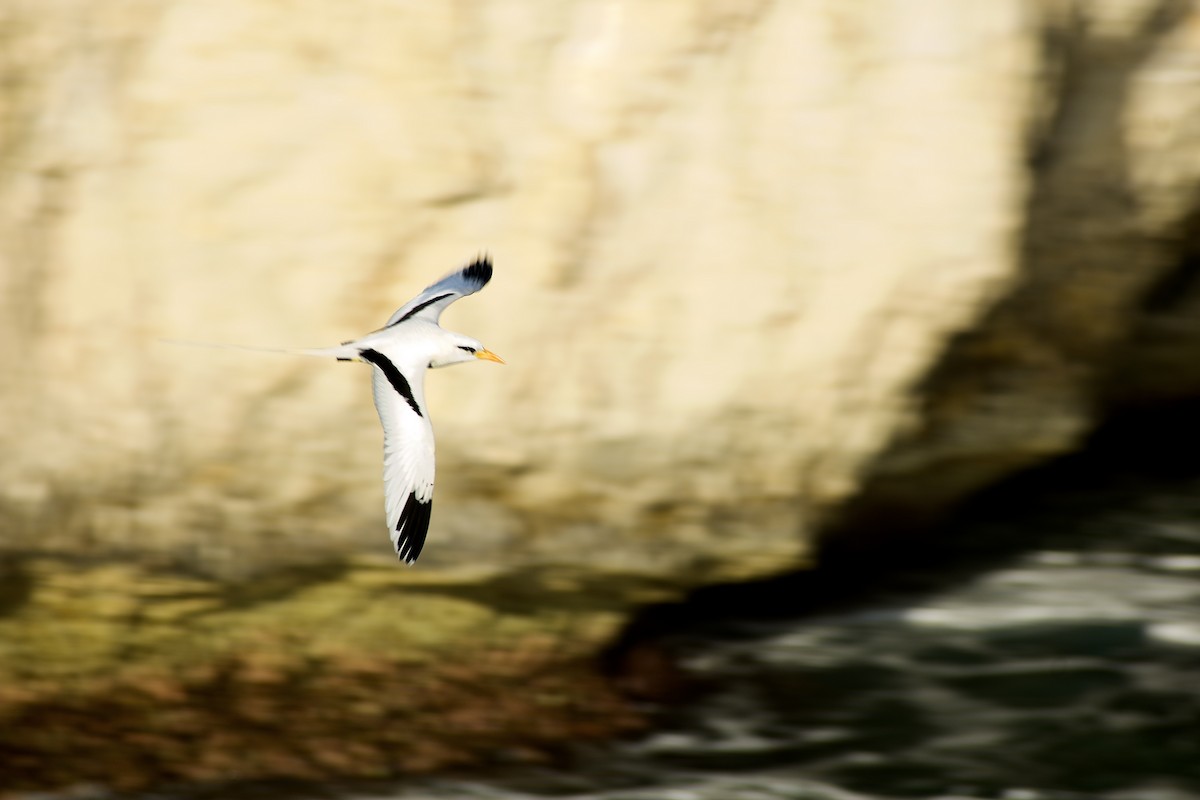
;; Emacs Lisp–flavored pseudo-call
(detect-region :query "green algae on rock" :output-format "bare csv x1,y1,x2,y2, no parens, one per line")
0,556,661,793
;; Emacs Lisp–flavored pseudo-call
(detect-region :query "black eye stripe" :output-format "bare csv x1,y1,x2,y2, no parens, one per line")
457,345,476,353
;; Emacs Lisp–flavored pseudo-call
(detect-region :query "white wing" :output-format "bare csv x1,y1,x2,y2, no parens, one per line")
362,352,435,564
382,256,493,327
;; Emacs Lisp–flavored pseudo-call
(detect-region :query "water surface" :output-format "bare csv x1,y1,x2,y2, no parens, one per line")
359,464,1200,800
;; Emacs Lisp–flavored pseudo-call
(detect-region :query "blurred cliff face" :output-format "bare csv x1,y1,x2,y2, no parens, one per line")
1,0,1199,578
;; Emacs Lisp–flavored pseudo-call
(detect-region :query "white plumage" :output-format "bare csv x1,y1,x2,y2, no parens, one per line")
174,257,502,564
342,256,503,563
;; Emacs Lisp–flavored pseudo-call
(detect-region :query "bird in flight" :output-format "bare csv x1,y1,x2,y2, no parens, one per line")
175,256,503,564
327,256,504,564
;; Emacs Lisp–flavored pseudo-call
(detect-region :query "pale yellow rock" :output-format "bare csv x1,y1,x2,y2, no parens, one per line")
2,0,1198,579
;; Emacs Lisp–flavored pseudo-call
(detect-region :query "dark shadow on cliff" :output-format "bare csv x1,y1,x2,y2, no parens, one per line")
823,0,1198,548
604,394,1200,678
0,558,33,617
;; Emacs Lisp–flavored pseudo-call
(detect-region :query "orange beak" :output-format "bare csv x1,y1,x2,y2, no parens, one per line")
474,348,505,364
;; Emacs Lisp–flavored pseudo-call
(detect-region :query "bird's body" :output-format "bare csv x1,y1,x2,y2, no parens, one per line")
177,257,502,564
344,256,502,564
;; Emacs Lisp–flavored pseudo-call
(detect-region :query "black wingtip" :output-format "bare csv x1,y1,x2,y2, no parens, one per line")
462,254,493,289
395,492,432,565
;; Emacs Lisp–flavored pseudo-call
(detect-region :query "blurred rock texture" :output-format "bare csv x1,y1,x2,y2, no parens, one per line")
1,0,1045,577
4,0,1200,788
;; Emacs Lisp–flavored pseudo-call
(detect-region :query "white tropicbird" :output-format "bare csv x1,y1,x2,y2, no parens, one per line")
332,256,503,564
176,257,503,564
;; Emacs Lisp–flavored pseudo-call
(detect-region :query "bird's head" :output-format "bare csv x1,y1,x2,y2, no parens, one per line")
430,333,505,369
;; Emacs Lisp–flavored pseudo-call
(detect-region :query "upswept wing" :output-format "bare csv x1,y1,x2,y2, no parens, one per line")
383,256,493,327
362,351,436,564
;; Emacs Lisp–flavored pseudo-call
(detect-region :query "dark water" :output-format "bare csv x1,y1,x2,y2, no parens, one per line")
352,448,1200,800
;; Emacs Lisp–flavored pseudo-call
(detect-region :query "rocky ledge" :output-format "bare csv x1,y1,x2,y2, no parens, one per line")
0,557,668,793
